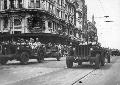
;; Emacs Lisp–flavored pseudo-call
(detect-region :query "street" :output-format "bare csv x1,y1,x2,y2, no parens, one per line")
0,56,119,85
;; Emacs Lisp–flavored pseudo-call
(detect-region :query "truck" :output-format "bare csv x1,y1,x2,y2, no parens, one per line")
66,43,110,69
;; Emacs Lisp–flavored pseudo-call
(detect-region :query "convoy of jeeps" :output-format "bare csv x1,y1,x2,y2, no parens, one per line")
0,33,112,69
0,33,62,65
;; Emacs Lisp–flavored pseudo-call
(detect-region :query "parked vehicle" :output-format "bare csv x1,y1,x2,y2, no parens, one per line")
66,43,110,69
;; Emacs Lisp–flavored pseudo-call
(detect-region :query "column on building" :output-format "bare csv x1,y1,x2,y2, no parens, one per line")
8,17,11,33
12,16,15,34
1,19,4,33
44,20,49,33
54,22,57,34
52,22,56,34
21,17,25,33
23,0,29,8
1,0,4,10
0,18,2,32
7,0,10,9
51,22,54,33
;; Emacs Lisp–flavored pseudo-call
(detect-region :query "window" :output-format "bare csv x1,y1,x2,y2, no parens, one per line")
57,0,60,5
14,31,21,34
71,17,73,23
36,0,40,8
61,11,63,18
65,14,67,20
57,9,60,17
65,4,67,10
61,0,64,6
10,0,15,9
0,1,1,10
18,0,22,8
30,0,34,8
48,21,52,28
3,17,8,28
72,8,74,13
52,5,54,13
14,19,21,26
70,31,72,35
4,0,7,9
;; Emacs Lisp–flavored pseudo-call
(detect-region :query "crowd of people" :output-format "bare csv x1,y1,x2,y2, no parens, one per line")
0,38,73,57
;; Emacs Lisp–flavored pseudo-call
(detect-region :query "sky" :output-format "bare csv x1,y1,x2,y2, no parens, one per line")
85,0,120,49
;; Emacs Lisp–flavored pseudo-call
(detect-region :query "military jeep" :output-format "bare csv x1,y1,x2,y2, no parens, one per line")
44,44,61,61
0,34,45,65
66,43,110,69
0,42,44,65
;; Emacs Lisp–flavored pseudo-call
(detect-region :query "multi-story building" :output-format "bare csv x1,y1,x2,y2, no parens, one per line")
72,0,87,42
87,21,97,43
0,0,76,37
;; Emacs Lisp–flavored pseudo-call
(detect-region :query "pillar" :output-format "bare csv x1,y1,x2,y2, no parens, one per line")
44,20,50,33
22,17,25,33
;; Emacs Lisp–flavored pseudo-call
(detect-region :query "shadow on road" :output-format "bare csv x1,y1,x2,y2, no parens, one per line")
1,61,43,66
72,64,94,69
100,64,112,70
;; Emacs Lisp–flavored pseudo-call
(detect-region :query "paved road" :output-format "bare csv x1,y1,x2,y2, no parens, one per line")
74,56,120,85
0,56,119,85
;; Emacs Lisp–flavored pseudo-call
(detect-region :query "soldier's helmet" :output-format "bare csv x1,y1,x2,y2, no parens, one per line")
21,38,24,42
36,38,39,42
30,38,34,43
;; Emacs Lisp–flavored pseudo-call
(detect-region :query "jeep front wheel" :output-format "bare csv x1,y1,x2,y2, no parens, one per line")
20,52,29,65
66,56,73,68
78,61,82,65
95,54,100,69
107,55,110,63
56,53,61,61
0,59,8,65
37,54,44,63
101,56,105,66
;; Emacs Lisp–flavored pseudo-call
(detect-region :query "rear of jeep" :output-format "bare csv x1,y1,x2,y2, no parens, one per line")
0,43,44,65
0,43,17,65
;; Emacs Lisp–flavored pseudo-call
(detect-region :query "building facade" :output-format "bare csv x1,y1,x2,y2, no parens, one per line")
0,0,76,37
72,0,87,42
87,21,97,43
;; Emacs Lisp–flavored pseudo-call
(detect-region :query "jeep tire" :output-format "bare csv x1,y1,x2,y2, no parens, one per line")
20,52,29,65
107,55,110,63
95,54,100,69
0,59,8,65
101,56,105,66
78,61,82,65
66,56,73,68
37,53,44,63
56,53,61,61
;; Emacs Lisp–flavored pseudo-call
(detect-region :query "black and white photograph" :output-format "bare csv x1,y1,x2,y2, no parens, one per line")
0,0,120,85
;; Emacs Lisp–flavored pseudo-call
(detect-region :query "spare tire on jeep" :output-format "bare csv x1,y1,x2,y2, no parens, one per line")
66,56,73,68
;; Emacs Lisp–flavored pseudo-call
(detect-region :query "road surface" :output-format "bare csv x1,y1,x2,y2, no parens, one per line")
0,56,119,85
